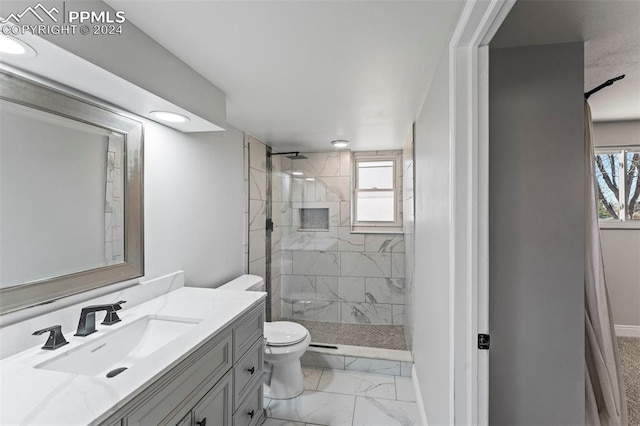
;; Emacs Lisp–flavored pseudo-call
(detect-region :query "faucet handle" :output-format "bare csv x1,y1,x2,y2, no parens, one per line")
33,325,69,350
102,300,127,325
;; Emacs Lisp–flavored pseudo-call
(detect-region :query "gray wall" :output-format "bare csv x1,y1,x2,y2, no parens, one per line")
413,49,452,425
593,120,640,327
489,42,585,425
144,120,245,287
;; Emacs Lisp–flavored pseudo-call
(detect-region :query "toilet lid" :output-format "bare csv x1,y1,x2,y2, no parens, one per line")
264,321,308,346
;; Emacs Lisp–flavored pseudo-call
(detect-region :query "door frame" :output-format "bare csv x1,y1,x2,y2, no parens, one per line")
448,1,515,424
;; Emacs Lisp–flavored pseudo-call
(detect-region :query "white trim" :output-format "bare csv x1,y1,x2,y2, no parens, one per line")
448,1,515,425
615,325,640,337
412,364,428,426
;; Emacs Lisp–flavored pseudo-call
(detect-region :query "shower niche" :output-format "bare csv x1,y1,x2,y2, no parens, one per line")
298,208,329,231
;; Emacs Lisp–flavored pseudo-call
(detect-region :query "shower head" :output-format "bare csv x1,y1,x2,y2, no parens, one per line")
286,153,308,160
268,151,308,159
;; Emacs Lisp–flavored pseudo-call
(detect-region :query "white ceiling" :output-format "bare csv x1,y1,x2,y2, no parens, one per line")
105,1,464,152
491,0,640,122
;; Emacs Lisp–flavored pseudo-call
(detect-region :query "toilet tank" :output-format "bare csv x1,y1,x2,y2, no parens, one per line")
219,274,265,291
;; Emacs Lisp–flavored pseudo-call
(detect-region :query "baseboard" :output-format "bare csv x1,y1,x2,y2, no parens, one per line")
412,364,428,426
615,325,640,337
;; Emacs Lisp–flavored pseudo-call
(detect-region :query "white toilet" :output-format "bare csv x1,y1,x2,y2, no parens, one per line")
220,275,311,399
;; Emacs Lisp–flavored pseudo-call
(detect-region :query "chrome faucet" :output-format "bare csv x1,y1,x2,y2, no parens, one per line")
75,300,126,337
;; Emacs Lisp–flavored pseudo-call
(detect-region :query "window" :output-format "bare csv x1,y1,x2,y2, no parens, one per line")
352,151,402,231
595,147,640,227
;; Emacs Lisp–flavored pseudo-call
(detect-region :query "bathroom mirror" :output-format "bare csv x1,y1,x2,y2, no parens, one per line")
0,70,144,314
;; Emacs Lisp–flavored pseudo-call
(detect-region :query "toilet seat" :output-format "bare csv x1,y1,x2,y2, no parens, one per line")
264,321,308,346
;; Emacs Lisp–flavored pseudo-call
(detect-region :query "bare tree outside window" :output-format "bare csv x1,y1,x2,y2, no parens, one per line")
595,148,640,221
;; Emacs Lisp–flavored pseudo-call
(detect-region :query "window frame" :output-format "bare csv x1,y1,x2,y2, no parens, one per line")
595,145,640,229
351,150,403,233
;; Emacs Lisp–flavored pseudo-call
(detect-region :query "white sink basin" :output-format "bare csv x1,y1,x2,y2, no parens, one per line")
35,315,201,376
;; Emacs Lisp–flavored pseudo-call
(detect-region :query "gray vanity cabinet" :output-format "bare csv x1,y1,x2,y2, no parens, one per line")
102,301,264,426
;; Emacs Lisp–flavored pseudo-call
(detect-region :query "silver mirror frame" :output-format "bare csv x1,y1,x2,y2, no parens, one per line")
0,70,144,315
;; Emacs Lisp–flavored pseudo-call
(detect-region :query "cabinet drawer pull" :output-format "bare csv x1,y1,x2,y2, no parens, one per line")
196,418,206,426
247,409,255,419
247,366,255,375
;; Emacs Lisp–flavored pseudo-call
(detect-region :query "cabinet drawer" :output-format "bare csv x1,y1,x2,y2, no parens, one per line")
234,337,263,409
233,306,263,362
192,372,232,426
233,384,263,426
122,333,232,425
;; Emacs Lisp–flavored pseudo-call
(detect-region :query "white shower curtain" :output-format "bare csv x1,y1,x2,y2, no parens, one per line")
584,101,628,426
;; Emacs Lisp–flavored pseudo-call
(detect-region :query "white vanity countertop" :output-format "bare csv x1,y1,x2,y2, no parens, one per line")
0,287,266,425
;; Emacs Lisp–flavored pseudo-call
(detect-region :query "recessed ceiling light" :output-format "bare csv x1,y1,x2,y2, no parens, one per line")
305,178,315,181
331,139,350,148
291,171,304,176
150,111,190,123
0,34,36,57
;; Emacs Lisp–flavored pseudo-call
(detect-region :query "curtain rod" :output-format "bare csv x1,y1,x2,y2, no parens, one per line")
584,74,625,99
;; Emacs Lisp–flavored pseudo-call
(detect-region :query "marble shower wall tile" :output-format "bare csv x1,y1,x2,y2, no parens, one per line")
282,230,316,251
338,227,364,252
292,300,339,322
340,252,391,277
249,168,267,201
271,275,282,321
295,152,341,177
315,177,350,202
249,229,266,262
248,136,266,172
392,305,404,325
344,357,401,376
338,277,366,302
316,276,339,301
292,251,340,276
365,234,405,253
340,150,351,177
340,201,351,226
249,257,265,279
281,298,293,318
340,302,392,325
400,362,412,377
249,200,266,231
281,251,293,275
391,253,405,278
365,278,405,304
282,275,316,299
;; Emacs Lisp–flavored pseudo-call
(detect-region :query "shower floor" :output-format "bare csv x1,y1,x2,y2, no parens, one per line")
292,319,408,351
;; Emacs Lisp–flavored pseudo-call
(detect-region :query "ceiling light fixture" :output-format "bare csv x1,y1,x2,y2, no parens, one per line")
150,111,190,123
0,34,36,57
331,139,350,148
291,171,304,176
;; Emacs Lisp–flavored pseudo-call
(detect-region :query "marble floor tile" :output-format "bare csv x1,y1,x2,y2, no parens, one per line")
262,418,306,426
352,396,421,426
267,390,355,426
317,369,396,399
395,376,416,402
303,367,323,390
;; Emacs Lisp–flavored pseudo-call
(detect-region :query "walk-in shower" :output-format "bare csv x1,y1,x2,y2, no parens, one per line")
267,150,409,351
